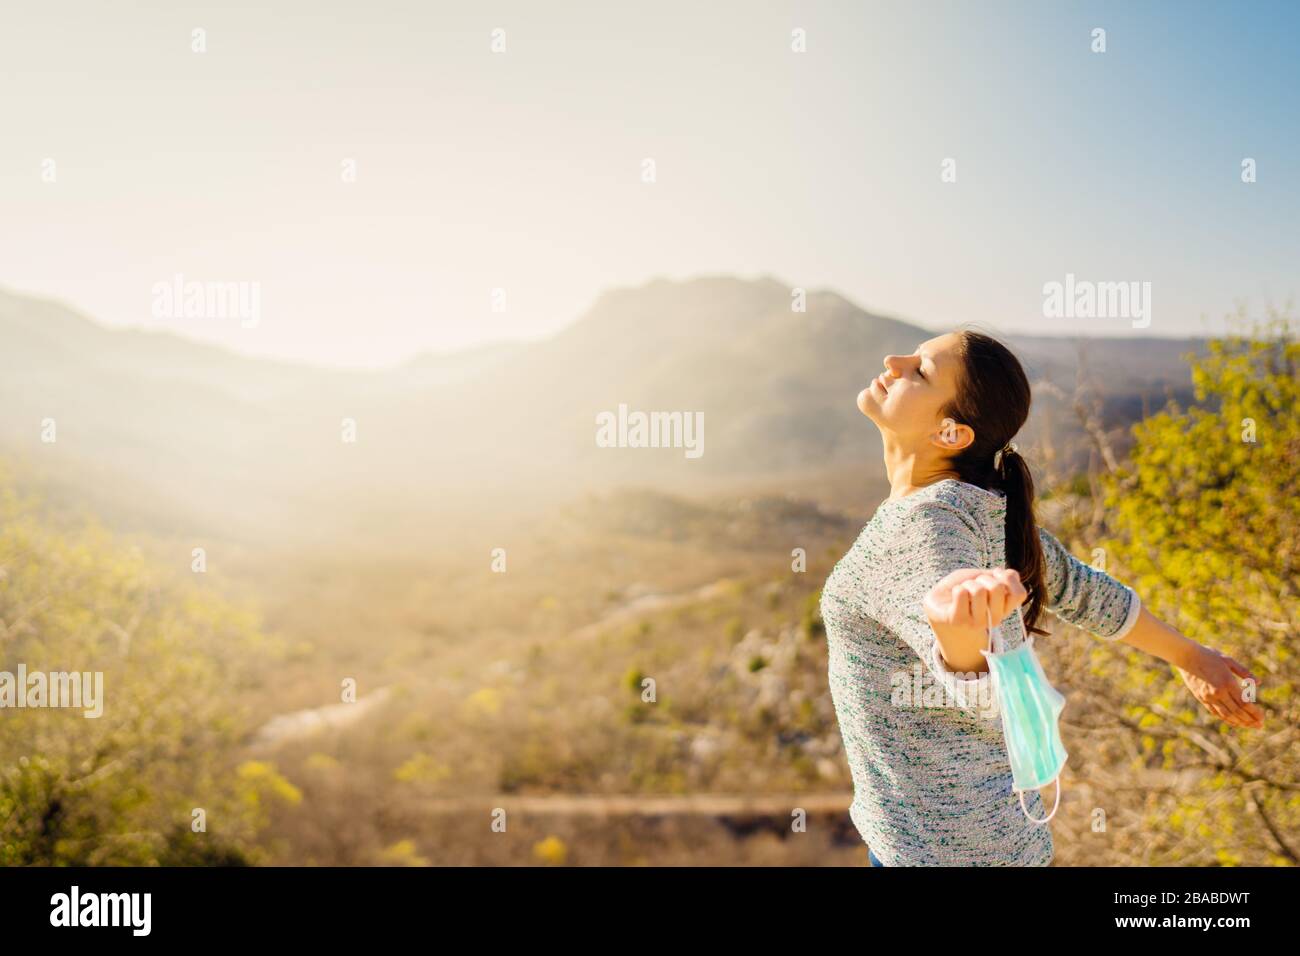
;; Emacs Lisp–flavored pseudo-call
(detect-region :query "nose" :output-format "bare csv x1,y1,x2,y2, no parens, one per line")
882,355,910,377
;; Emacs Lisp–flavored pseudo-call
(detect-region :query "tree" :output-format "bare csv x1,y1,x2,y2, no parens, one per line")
1094,317,1298,865
0,472,297,865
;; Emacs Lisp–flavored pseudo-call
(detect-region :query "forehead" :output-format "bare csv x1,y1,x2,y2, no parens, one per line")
917,333,962,372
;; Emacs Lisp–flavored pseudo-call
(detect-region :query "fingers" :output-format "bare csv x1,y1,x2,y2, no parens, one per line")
1222,654,1263,688
926,569,987,614
997,568,1028,608
1217,694,1256,728
948,581,982,629
972,570,1025,627
1199,686,1264,729
927,568,1030,629
1222,702,1262,729
973,573,1007,623
967,583,989,629
1210,654,1266,728
1197,688,1240,727
1208,700,1241,727
934,568,987,593
950,581,975,627
1218,688,1265,728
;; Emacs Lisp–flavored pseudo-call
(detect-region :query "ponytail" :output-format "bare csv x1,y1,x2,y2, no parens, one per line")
990,446,1047,636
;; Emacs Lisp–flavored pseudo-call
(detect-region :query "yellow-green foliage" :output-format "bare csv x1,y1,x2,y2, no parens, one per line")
0,478,284,865
378,838,429,867
532,834,568,865
1099,321,1298,865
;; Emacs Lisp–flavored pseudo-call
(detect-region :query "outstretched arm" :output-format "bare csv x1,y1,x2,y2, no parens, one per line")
1113,607,1264,730
1038,527,1141,639
861,499,1005,719
1039,528,1264,730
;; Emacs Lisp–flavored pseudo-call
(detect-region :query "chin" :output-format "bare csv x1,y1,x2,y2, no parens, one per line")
856,387,877,418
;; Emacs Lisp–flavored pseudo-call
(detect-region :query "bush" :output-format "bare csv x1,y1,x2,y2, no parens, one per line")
1097,320,1298,865
0,475,282,865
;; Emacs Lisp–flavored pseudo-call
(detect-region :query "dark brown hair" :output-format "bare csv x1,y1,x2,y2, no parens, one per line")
940,330,1047,636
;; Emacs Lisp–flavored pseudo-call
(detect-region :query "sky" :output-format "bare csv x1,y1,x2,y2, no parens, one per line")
2,0,1297,368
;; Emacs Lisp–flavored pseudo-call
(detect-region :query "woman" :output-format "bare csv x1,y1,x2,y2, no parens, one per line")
821,330,1264,867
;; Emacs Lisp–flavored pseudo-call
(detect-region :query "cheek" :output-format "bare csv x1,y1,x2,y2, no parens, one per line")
891,385,938,427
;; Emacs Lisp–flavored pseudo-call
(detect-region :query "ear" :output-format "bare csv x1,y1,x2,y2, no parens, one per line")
931,416,974,453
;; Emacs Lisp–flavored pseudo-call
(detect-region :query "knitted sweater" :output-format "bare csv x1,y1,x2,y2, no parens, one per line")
821,479,1141,866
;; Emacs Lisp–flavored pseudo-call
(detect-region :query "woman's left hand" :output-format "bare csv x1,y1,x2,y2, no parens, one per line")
1177,645,1265,729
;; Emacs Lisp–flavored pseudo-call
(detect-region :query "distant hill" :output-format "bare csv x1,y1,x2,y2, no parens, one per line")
398,342,526,387
0,279,1204,542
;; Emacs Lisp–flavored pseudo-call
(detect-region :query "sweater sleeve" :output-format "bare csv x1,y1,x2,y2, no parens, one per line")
1038,528,1142,640
867,499,1000,720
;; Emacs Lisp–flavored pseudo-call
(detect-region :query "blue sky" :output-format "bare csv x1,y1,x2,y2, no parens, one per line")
1,0,1295,366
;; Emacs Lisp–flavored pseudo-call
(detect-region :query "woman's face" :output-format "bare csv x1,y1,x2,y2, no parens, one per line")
857,332,964,443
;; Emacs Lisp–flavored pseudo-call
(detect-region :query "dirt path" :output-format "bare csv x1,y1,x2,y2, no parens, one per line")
250,686,393,748
247,576,734,749
415,793,853,816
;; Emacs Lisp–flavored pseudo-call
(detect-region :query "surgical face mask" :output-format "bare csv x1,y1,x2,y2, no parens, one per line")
980,605,1067,824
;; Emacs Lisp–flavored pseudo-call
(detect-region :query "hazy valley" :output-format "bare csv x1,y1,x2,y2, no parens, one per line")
0,277,1239,865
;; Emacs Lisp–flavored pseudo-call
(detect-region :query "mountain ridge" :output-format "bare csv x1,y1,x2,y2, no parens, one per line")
0,277,1205,542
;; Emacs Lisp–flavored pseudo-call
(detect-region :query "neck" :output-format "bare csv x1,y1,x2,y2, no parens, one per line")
881,434,960,500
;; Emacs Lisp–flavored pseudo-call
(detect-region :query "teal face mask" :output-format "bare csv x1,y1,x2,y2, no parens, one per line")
980,605,1067,824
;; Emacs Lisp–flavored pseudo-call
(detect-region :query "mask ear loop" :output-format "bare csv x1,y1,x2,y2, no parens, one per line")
1020,780,1062,824
984,605,1003,656
989,603,1062,825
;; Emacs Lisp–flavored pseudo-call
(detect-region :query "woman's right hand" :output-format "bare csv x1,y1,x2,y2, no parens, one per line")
923,568,1028,633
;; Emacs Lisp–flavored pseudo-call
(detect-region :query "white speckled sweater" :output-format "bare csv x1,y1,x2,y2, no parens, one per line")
821,479,1141,866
